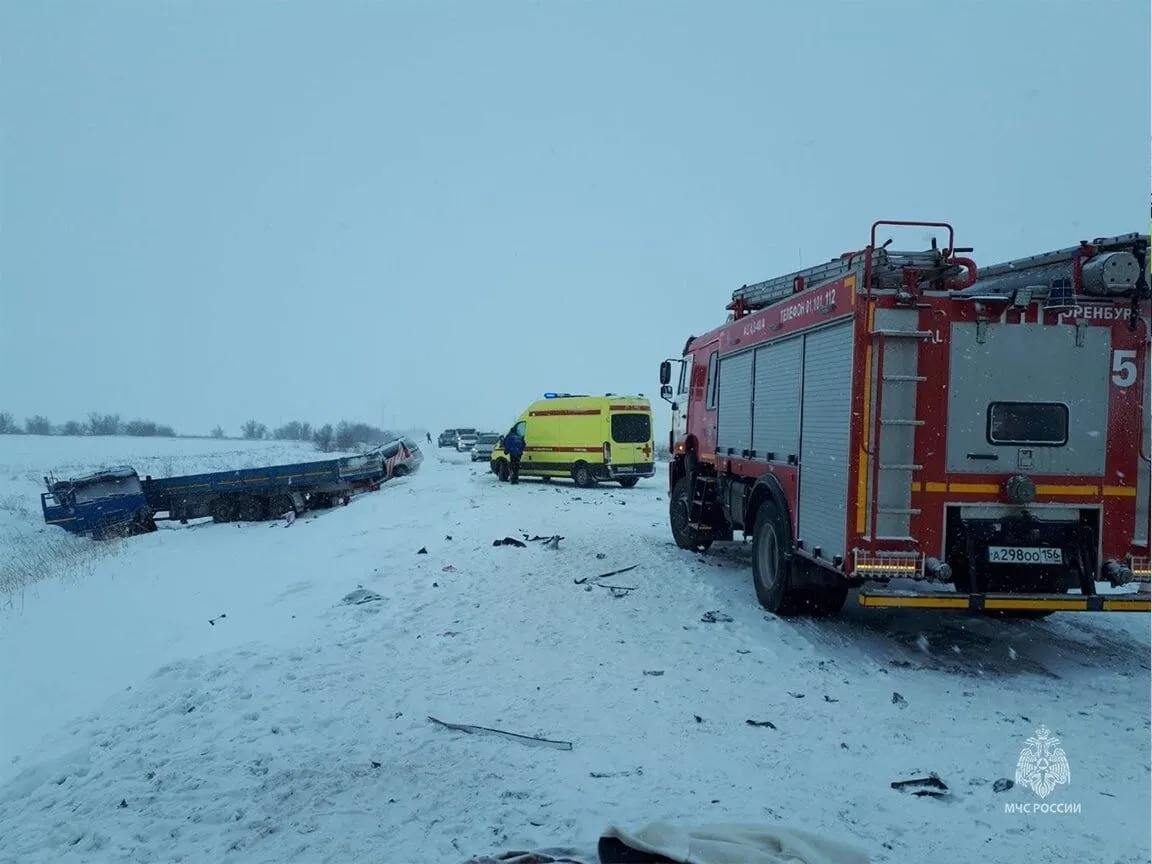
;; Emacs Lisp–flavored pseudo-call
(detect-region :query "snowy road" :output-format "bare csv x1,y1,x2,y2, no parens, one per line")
0,446,1149,863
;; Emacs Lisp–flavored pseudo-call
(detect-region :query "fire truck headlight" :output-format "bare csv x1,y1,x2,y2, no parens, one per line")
1005,474,1036,505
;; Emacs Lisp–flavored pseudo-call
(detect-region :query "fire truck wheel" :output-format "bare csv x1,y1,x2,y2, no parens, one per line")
805,579,849,618
669,476,712,552
751,502,801,615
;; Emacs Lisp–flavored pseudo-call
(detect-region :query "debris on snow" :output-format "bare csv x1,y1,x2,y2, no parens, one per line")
442,565,457,572
892,691,907,707
208,613,227,626
427,716,574,751
701,610,733,623
493,537,527,548
787,692,805,699
591,583,636,597
460,849,591,864
589,767,643,779
341,588,382,606
891,773,950,798
993,778,1015,792
642,670,664,677
417,547,428,554
574,564,638,585
745,719,777,729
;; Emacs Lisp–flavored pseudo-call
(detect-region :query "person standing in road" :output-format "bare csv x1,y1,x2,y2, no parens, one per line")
426,431,432,444
503,424,526,484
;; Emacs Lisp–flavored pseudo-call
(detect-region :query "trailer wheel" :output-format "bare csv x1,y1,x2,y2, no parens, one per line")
751,501,802,615
210,498,235,523
617,477,639,489
669,476,712,552
571,461,595,488
236,496,267,522
271,495,296,518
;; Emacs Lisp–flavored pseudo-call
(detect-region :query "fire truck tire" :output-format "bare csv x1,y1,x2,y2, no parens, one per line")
806,579,849,617
571,462,595,488
669,476,713,552
751,502,803,615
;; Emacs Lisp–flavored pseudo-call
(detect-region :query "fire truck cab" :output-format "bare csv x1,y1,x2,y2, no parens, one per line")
660,221,1151,617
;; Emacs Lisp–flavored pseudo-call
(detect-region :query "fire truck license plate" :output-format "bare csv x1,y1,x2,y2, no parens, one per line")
986,546,1063,565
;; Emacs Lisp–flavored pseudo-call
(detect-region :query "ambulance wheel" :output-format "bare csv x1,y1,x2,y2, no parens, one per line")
571,461,595,488
495,460,510,482
617,477,639,489
751,501,802,615
669,476,712,552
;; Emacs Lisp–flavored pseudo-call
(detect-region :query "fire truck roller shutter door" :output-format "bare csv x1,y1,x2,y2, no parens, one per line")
716,350,754,457
797,320,855,564
752,335,803,463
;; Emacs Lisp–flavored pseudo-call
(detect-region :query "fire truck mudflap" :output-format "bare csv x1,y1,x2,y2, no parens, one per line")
659,221,1151,617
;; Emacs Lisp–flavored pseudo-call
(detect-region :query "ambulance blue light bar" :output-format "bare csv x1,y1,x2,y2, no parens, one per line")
544,392,559,399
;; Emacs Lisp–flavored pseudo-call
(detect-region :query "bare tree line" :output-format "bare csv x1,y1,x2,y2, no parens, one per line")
0,412,176,438
232,419,398,453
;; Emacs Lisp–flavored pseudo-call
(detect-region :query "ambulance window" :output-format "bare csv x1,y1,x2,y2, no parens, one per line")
513,421,526,437
705,352,719,410
611,413,651,443
987,402,1068,446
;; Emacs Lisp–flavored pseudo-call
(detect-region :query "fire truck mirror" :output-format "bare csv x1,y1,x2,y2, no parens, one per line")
660,384,673,401
659,360,672,386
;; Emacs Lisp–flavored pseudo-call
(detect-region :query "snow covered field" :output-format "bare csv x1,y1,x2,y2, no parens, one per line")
0,438,1148,863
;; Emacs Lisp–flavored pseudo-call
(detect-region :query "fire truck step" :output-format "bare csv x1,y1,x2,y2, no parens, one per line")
880,419,925,426
857,589,1151,613
882,374,927,383
879,464,923,471
870,329,933,339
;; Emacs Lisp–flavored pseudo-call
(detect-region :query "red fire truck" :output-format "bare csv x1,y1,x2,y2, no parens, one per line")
659,221,1151,617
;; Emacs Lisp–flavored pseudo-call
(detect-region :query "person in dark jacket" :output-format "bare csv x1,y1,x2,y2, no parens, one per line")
503,425,526,484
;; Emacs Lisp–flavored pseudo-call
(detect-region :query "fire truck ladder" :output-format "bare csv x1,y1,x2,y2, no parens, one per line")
865,319,933,549
730,248,956,313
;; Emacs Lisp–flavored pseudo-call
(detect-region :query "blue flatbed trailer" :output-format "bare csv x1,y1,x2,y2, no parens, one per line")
42,450,390,538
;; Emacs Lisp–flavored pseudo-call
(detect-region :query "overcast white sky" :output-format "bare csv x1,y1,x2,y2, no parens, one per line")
1,0,1147,439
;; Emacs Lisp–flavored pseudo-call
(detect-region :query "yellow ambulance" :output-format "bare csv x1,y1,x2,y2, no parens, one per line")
490,393,656,488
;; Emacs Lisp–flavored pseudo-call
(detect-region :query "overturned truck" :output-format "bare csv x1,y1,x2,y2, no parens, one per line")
660,221,1151,616
42,450,391,539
